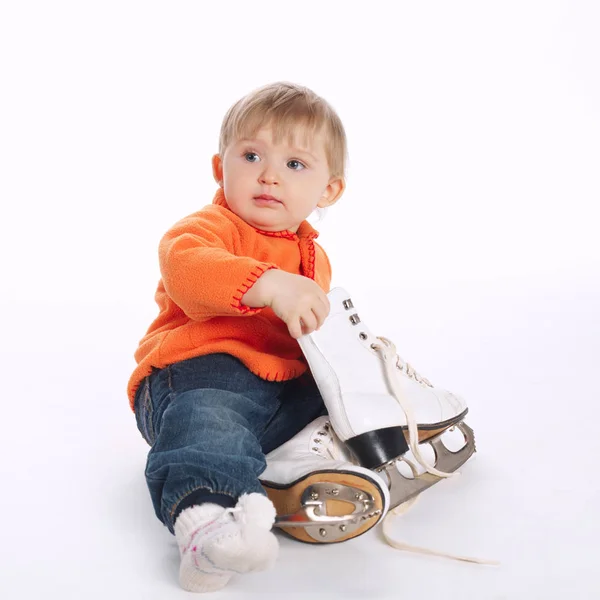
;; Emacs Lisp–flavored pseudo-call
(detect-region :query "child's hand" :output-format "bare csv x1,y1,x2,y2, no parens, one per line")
242,269,330,339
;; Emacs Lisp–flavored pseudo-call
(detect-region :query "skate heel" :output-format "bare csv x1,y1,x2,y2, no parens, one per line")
345,426,409,469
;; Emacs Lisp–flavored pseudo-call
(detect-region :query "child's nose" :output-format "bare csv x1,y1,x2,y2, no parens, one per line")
258,164,279,185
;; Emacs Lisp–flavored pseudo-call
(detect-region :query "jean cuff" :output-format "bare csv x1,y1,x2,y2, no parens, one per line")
172,489,236,529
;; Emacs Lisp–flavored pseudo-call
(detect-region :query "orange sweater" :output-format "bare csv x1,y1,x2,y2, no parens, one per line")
127,188,332,410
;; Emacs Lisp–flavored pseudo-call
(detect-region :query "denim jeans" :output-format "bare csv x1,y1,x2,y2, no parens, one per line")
134,353,327,533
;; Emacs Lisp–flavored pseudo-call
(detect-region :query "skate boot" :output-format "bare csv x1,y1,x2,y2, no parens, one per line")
260,416,390,544
297,288,476,510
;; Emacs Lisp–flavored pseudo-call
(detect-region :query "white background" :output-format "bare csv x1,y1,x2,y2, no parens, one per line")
1,1,599,598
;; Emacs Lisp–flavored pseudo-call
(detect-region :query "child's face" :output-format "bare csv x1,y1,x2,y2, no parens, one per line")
213,125,344,232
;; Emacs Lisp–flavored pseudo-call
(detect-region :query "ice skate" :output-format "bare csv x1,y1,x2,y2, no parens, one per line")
260,416,390,543
297,288,476,510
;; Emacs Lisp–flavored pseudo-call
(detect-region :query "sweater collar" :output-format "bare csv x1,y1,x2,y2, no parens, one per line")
212,187,319,241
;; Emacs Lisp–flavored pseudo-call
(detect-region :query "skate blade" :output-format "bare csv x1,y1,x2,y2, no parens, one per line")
379,421,476,510
412,408,469,444
265,473,384,544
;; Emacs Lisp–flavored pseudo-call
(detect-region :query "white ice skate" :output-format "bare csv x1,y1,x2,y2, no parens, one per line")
297,288,476,510
260,416,390,543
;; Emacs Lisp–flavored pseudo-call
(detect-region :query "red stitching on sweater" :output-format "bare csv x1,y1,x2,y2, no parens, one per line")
232,265,275,313
255,228,297,240
305,240,316,280
243,364,306,382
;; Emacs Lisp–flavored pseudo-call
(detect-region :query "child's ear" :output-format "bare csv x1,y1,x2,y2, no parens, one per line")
212,154,223,186
317,176,345,208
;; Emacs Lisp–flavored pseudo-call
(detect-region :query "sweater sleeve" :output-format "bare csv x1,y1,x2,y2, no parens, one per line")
159,210,278,320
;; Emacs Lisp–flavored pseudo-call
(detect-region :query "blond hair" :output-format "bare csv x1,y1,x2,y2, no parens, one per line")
218,82,347,178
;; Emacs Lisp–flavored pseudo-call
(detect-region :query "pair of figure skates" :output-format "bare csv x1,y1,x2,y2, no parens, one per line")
260,288,476,545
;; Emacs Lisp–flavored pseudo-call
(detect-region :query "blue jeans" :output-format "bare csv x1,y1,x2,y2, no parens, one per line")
134,353,327,534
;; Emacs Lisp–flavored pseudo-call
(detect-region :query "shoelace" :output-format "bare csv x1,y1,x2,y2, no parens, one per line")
375,336,498,565
371,336,453,479
317,419,497,564
394,354,433,387
381,496,498,565
312,422,343,460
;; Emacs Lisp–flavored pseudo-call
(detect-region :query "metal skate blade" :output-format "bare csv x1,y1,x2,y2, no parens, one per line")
379,421,476,510
274,482,381,542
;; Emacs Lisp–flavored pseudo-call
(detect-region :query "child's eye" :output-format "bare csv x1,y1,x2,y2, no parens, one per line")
287,159,306,171
244,152,260,162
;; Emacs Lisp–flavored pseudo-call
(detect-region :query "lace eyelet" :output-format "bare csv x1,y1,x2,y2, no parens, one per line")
349,314,361,325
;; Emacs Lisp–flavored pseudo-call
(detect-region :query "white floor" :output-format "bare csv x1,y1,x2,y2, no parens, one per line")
2,272,598,599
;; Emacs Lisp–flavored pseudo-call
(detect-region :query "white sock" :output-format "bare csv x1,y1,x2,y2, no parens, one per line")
174,493,279,593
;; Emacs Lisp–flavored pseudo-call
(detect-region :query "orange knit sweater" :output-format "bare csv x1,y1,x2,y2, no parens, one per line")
127,188,332,410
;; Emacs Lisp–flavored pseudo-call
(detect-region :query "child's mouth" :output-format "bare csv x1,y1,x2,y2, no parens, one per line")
254,195,282,205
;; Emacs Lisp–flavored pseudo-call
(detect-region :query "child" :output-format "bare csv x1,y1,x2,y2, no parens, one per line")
129,82,348,592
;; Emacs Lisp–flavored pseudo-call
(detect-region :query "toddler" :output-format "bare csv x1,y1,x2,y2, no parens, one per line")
129,81,347,592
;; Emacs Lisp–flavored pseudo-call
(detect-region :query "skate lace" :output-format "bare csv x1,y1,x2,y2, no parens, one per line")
311,421,343,460
393,352,433,387
319,416,496,564
372,338,497,564
381,496,499,565
371,336,452,479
